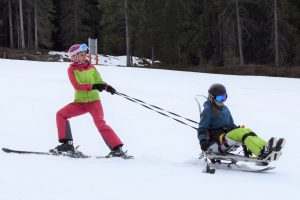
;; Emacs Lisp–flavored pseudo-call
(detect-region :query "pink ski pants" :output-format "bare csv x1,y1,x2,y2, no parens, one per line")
56,100,123,150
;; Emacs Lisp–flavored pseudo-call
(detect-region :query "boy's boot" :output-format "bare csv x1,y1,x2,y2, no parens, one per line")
258,137,277,160
275,138,286,152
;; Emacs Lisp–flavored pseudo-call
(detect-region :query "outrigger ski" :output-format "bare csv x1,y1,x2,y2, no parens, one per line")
2,147,134,159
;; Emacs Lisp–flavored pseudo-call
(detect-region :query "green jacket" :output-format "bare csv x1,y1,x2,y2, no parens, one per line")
68,62,103,102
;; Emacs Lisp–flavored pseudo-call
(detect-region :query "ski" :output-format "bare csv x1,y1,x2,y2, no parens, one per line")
2,148,51,155
95,155,134,159
2,148,133,159
2,148,90,158
200,151,279,173
210,162,275,173
206,151,282,166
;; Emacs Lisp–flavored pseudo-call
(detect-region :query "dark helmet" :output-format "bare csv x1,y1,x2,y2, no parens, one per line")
208,83,227,97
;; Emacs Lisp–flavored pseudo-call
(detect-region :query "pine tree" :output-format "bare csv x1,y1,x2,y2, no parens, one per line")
160,0,187,64
263,0,295,66
130,0,161,63
99,0,126,55
31,0,55,49
58,0,98,49
182,0,223,65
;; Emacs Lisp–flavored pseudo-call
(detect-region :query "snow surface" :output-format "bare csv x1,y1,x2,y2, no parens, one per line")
0,58,300,200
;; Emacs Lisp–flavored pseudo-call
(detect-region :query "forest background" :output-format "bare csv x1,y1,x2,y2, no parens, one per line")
0,0,299,77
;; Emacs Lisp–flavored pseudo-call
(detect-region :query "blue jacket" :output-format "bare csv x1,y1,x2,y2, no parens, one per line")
198,100,237,142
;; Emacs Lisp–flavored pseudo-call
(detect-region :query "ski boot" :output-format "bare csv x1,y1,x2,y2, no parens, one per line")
271,138,285,161
258,137,277,161
106,145,133,159
275,138,285,152
50,141,75,155
258,137,286,161
49,141,86,158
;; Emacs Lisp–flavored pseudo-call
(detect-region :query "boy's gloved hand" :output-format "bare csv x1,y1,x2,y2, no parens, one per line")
92,84,106,92
106,85,116,95
200,139,210,151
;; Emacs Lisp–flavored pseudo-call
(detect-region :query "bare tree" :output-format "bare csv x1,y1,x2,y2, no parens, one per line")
18,0,25,48
235,0,244,66
124,0,132,66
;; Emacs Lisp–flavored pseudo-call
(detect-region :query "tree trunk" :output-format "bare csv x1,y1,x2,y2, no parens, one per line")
235,0,244,66
198,49,203,65
27,8,32,48
124,0,132,67
219,16,224,66
177,40,181,64
8,0,14,48
17,13,20,48
19,0,25,48
151,44,154,65
34,0,38,49
274,0,279,67
74,0,78,41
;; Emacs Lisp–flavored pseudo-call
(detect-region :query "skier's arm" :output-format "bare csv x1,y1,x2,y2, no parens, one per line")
198,108,212,142
92,66,104,84
68,67,92,91
229,111,238,129
90,67,115,94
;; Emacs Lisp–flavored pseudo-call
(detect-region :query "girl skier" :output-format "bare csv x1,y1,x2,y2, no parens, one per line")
198,83,285,160
51,43,128,158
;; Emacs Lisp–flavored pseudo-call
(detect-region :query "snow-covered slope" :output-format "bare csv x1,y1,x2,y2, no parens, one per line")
0,59,299,200
49,51,154,66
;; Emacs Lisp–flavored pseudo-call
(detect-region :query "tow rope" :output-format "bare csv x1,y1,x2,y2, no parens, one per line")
116,91,198,130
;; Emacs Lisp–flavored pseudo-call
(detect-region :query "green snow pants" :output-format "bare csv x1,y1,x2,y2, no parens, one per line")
226,127,267,156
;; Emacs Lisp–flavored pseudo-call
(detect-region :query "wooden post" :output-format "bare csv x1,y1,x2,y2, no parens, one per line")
95,55,99,65
1,51,7,59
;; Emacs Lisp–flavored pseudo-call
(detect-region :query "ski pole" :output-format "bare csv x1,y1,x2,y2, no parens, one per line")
115,91,198,130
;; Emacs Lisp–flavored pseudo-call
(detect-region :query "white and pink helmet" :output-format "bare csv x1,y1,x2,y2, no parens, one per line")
68,43,89,62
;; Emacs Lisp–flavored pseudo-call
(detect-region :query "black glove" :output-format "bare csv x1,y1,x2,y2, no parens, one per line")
106,85,116,95
92,84,106,92
200,139,210,151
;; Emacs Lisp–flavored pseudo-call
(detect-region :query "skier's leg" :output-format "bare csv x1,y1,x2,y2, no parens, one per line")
56,103,87,143
243,136,267,156
87,100,123,150
226,127,267,156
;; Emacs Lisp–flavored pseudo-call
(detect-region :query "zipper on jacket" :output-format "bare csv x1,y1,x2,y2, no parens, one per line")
84,70,90,102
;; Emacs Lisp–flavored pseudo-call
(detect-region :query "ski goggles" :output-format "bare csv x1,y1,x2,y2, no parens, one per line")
214,95,227,103
79,43,88,52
